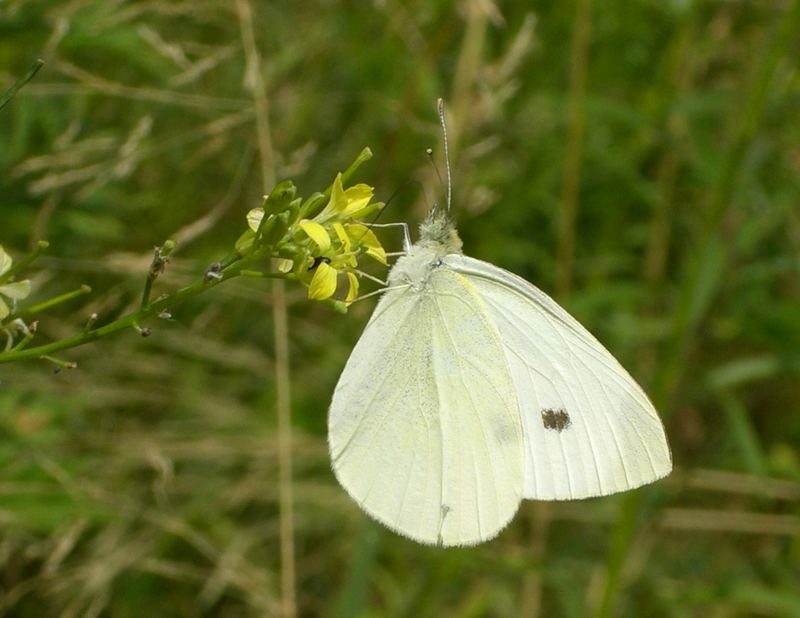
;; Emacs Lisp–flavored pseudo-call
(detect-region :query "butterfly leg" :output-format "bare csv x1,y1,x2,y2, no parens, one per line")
353,269,388,286
347,283,410,304
369,222,411,253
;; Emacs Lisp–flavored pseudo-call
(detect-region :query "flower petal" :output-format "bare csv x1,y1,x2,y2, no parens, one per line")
314,173,346,222
345,224,387,265
0,246,11,276
329,173,346,211
343,183,373,201
277,259,293,273
332,222,351,251
298,220,331,252
0,280,31,300
308,262,337,300
345,272,359,303
345,200,384,221
341,183,374,217
247,208,265,232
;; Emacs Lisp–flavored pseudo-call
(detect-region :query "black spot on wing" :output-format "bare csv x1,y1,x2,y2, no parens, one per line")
541,408,571,432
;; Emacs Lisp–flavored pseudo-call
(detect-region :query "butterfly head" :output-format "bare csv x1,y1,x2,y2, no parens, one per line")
417,211,462,255
387,212,462,288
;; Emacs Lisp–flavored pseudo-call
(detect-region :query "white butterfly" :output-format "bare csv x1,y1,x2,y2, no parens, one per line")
328,105,671,547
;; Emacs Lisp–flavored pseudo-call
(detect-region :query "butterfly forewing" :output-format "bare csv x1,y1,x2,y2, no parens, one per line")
329,268,524,545
445,255,672,500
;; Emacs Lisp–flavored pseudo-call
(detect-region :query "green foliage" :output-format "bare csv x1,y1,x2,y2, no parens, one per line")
1,1,799,616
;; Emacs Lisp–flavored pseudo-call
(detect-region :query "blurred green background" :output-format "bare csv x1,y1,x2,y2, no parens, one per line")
2,0,800,616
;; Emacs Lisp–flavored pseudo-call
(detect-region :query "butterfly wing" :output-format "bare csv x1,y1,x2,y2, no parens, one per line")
445,255,672,500
329,268,524,545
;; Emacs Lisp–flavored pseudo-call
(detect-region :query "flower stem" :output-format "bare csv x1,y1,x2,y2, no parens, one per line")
140,241,176,310
0,251,266,365
10,329,35,352
0,59,44,112
237,0,297,612
4,284,91,323
0,241,48,285
41,355,77,370
239,269,294,279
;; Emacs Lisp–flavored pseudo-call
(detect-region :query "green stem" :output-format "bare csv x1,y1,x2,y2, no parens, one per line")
83,313,98,333
0,241,48,285
0,251,270,365
0,59,44,112
41,355,77,370
141,241,176,310
239,269,295,279
3,284,91,323
141,271,156,310
10,330,35,352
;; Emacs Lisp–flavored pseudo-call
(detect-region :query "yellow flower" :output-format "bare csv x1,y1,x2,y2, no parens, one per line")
332,222,350,251
316,173,380,223
298,220,331,252
306,258,361,303
344,224,387,265
240,168,388,306
297,176,387,303
345,272,359,303
308,261,338,300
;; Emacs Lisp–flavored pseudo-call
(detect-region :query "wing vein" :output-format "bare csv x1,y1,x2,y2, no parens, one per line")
431,293,496,540
488,296,603,494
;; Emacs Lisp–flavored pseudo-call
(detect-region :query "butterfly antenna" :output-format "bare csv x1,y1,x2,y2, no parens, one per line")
426,147,446,196
437,98,452,215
